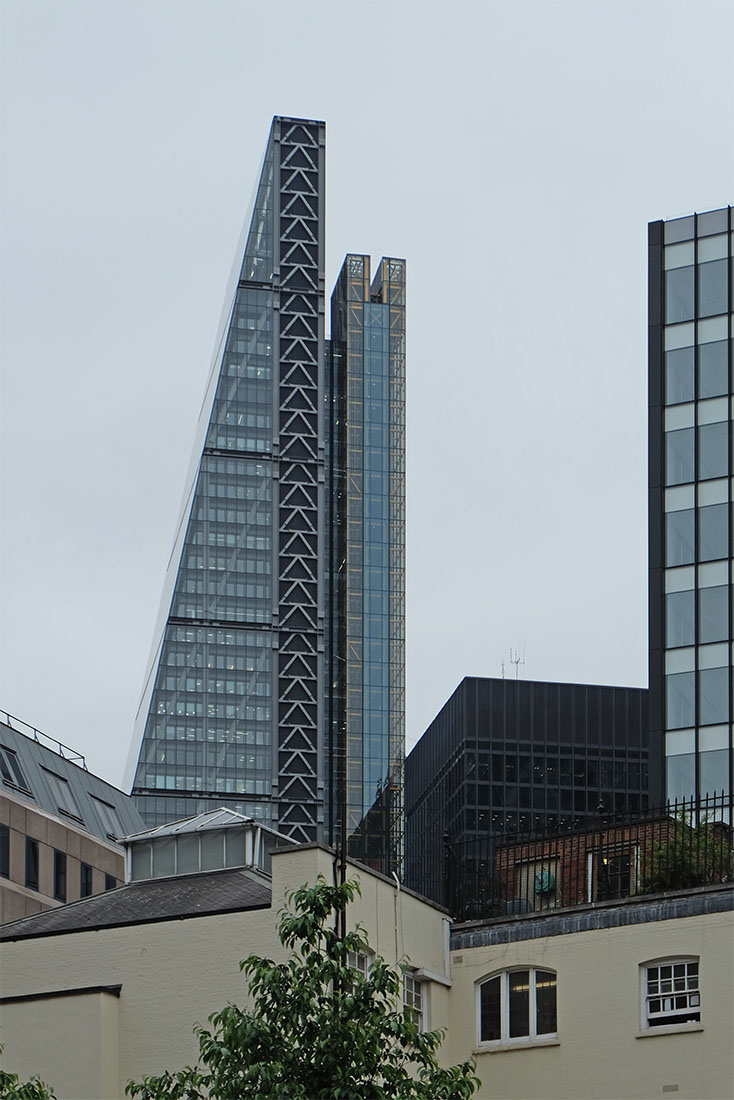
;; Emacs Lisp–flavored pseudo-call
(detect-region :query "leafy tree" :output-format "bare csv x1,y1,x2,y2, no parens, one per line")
126,877,479,1100
641,811,733,894
0,1047,56,1100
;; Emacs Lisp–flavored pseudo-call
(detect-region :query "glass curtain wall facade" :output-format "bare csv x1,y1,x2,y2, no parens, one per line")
127,118,405,867
649,206,733,804
327,256,406,872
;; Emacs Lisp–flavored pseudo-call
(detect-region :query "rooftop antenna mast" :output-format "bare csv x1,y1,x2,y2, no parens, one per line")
508,643,526,680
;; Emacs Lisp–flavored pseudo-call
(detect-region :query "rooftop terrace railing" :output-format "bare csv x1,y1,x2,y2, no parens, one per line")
1,708,87,769
445,792,733,921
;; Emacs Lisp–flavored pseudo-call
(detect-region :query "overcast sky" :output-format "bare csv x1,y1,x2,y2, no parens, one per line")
1,0,732,788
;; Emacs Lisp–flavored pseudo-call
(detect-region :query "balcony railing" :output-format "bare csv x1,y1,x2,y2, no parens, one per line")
445,792,733,921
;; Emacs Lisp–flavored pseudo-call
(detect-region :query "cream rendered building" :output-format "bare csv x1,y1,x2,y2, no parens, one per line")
0,818,732,1100
0,836,453,1099
449,888,733,1100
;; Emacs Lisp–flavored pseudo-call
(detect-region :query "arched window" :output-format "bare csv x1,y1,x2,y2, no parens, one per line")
477,968,557,1046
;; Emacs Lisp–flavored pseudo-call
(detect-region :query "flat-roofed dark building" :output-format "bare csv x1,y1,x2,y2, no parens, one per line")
404,677,650,904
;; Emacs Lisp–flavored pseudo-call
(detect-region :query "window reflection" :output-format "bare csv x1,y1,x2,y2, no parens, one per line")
666,267,695,323
666,347,695,404
666,753,696,801
699,668,728,726
665,591,695,648
697,259,727,318
698,422,728,480
698,341,728,398
665,510,695,567
699,749,730,798
699,586,728,643
698,504,728,562
666,672,695,730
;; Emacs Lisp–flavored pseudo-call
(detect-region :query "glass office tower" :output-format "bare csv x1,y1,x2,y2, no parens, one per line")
327,255,406,871
649,206,732,804
127,118,405,867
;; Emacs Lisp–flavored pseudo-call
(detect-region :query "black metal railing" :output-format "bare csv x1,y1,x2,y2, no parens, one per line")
1,708,87,768
445,792,733,921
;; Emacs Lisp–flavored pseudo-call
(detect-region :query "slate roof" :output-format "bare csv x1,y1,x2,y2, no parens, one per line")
0,867,272,941
0,718,146,843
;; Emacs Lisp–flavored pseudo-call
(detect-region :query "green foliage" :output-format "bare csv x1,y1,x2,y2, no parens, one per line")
641,812,733,894
0,1047,56,1100
126,877,479,1100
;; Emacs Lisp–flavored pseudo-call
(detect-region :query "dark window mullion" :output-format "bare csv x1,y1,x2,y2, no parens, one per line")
693,217,701,799
729,206,734,804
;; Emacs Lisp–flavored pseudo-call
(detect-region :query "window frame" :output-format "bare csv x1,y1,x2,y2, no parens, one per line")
476,967,558,1049
80,861,93,898
640,957,701,1032
347,948,374,979
25,836,39,891
90,795,123,840
403,971,425,1031
0,823,9,878
586,845,640,902
0,746,31,793
41,767,84,823
53,849,67,902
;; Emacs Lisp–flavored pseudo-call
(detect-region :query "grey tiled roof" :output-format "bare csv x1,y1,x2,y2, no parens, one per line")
0,719,146,843
0,867,272,940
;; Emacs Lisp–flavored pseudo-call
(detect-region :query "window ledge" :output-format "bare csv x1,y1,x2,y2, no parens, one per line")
474,1037,560,1055
636,1023,704,1039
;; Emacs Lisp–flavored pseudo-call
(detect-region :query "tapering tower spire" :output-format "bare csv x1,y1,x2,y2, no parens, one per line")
127,117,326,841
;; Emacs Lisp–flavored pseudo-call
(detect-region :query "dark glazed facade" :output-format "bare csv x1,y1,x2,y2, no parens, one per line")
404,677,649,904
649,206,733,803
127,118,405,869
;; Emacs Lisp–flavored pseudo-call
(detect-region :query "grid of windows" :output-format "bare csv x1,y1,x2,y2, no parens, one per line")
131,119,405,853
404,679,649,904
652,207,733,803
135,626,272,802
206,289,273,453
347,948,374,978
643,959,700,1029
327,256,405,872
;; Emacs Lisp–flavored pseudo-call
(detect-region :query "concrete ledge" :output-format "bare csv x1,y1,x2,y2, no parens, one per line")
451,885,734,948
474,1037,561,1055
635,1023,704,1039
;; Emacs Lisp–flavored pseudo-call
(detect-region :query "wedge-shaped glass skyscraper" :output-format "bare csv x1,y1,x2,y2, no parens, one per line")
649,206,732,805
127,117,405,870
